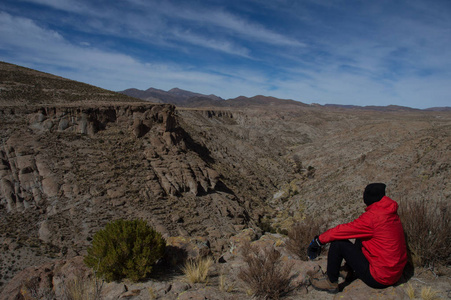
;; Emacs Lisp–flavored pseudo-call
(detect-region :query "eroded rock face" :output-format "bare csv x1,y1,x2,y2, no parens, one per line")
0,104,230,207
0,103,250,287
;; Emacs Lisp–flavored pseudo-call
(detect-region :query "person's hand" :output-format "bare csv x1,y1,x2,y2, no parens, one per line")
307,236,323,260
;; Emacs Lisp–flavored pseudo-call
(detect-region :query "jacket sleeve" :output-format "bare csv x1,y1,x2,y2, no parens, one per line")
319,211,374,244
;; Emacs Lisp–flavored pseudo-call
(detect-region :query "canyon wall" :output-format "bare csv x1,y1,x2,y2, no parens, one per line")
0,103,250,286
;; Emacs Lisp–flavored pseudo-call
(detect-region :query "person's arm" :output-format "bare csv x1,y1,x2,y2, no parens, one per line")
319,211,374,244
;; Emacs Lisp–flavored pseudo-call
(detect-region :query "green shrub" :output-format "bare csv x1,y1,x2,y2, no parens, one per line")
84,219,166,282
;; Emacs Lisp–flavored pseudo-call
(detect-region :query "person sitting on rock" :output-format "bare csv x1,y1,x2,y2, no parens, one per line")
307,183,407,293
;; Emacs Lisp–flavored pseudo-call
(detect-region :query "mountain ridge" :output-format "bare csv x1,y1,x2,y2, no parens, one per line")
119,85,450,111
119,86,224,105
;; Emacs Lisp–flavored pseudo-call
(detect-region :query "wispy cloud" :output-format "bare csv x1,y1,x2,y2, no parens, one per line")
166,5,305,47
16,0,89,14
0,11,258,95
16,0,303,55
1,0,451,108
170,29,252,58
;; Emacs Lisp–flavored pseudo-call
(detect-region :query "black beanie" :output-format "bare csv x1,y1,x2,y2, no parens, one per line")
363,183,386,206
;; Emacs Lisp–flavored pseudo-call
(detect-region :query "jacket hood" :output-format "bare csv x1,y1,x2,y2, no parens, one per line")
363,183,386,206
365,196,398,214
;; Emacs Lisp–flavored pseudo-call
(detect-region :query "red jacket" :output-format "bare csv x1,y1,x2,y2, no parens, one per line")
319,196,407,285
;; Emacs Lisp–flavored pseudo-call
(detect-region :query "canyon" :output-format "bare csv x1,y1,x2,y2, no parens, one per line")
0,61,450,299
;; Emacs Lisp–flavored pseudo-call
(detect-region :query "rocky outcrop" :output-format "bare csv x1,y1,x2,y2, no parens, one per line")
0,256,91,300
0,103,251,288
3,230,448,300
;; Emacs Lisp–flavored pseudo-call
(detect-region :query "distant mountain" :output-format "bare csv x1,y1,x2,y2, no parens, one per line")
168,88,223,102
119,87,224,105
324,104,451,112
324,104,420,112
225,95,309,107
323,104,362,109
121,85,450,111
119,87,311,108
424,107,451,112
174,95,310,108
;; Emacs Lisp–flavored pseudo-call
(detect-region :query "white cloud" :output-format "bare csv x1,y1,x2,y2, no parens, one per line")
0,11,257,96
116,0,306,47
0,11,64,51
17,0,89,14
170,7,305,47
1,0,451,109
170,29,251,58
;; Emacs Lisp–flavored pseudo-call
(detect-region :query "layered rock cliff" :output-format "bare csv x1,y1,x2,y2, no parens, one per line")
0,103,250,286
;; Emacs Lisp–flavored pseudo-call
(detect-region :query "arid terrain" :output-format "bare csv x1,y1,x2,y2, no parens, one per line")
0,61,450,299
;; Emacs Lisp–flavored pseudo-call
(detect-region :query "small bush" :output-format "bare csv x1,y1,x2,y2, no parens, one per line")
182,256,213,284
238,242,293,299
286,215,329,260
84,219,166,282
399,199,451,269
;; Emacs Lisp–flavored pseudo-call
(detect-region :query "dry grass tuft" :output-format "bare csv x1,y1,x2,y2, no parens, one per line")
147,287,156,300
286,215,330,260
420,286,440,300
399,199,451,269
63,276,102,300
238,242,293,299
182,256,214,284
404,283,416,299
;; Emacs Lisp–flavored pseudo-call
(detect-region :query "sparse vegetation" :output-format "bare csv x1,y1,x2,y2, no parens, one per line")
286,215,330,260
404,283,442,300
84,219,166,282
420,286,440,300
238,242,293,299
20,278,55,300
147,287,157,299
62,275,102,300
399,199,451,269
182,256,213,284
405,283,415,299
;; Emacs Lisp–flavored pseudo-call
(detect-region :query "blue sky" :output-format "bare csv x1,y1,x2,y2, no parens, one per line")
1,0,450,108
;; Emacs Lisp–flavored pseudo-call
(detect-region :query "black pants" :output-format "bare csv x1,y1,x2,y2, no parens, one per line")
327,239,388,289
